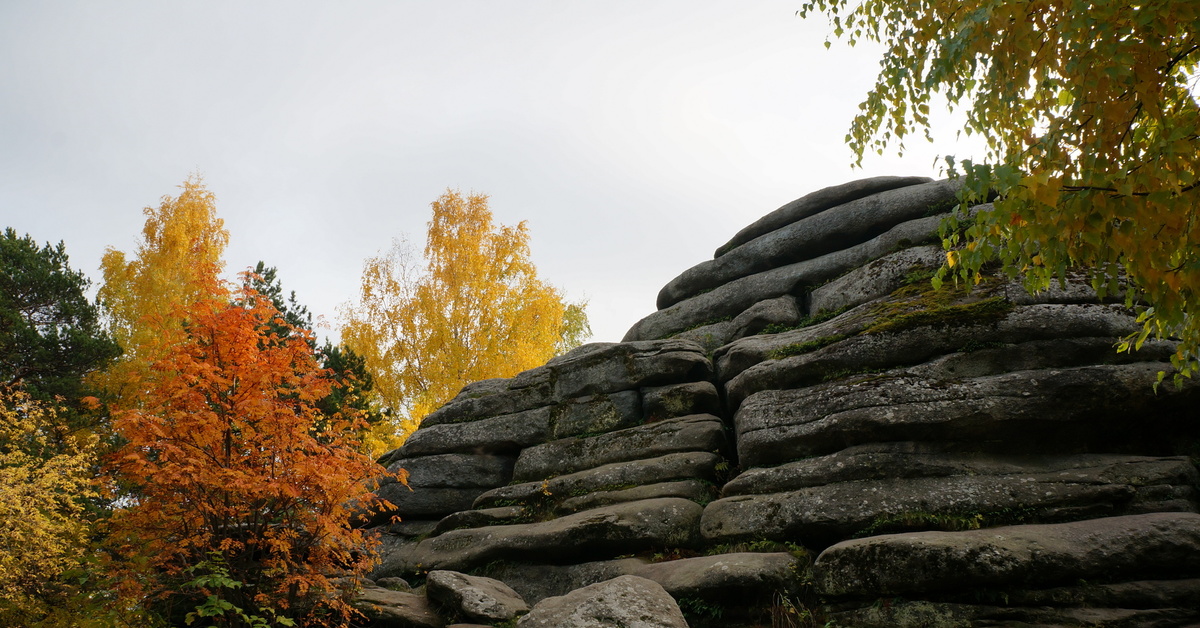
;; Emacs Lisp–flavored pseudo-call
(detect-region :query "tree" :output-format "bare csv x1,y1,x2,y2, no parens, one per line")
0,229,120,416
799,1,1200,377
341,190,590,451
106,279,394,627
0,385,98,624
243,262,382,431
95,174,230,399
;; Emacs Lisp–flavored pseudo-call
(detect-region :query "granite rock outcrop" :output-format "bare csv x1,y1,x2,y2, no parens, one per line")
357,176,1200,627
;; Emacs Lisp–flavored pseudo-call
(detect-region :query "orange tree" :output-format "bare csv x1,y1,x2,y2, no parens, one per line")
106,277,398,627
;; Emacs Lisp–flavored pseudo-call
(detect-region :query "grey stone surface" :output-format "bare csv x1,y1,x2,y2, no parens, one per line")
658,179,960,308
733,363,1198,467
701,455,1198,546
624,213,946,342
479,558,651,605
813,512,1200,597
389,498,704,573
550,390,642,439
476,451,721,510
640,381,721,422
713,175,933,259
401,406,552,457
352,586,445,628
723,444,1197,497
426,570,529,624
433,506,527,536
631,552,805,599
386,453,516,488
556,479,716,514
420,372,552,428
372,484,496,520
551,339,713,399
376,577,414,592
517,575,689,628
512,414,726,482
723,301,1144,408
807,244,944,316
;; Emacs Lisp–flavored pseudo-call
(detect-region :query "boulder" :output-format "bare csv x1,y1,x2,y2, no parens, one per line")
624,213,946,342
641,381,721,422
478,558,651,605
550,340,713,399
813,512,1200,597
476,451,721,510
352,586,445,628
420,371,553,428
401,407,552,457
723,301,1145,407
632,552,805,599
701,455,1198,547
516,575,689,628
426,570,529,624
659,179,960,308
550,390,642,439
512,414,727,482
432,506,527,536
722,444,1198,497
387,498,704,574
734,363,1199,468
556,480,716,514
806,244,944,316
713,175,933,258
387,453,516,488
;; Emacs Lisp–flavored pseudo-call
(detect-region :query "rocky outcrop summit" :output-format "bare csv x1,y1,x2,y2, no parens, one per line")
357,176,1200,627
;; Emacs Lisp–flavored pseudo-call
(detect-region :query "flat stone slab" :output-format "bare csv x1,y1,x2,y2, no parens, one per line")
517,575,689,628
659,179,960,308
713,175,933,259
624,213,946,342
476,451,720,510
723,446,1198,497
702,454,1198,547
512,414,726,482
352,586,445,628
631,552,805,599
813,512,1200,597
734,362,1198,468
401,406,552,457
392,498,704,573
427,570,529,624
723,301,1143,408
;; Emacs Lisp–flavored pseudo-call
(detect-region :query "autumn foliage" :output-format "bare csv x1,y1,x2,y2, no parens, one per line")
0,386,99,624
800,0,1200,377
95,175,229,401
106,279,396,626
342,190,589,451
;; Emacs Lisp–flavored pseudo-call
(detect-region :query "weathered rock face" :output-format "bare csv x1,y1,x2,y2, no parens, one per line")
359,177,1200,627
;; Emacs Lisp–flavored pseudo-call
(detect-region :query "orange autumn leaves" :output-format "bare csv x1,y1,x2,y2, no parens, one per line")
107,281,396,624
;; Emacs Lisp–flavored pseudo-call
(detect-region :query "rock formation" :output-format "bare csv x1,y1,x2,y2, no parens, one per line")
357,176,1200,627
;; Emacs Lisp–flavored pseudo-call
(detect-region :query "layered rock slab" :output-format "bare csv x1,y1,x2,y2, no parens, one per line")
516,575,689,628
814,512,1200,596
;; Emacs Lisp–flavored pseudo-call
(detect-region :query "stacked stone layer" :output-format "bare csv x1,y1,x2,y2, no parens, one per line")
362,176,1200,627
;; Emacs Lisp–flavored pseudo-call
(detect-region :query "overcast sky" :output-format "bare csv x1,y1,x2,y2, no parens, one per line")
0,1,981,345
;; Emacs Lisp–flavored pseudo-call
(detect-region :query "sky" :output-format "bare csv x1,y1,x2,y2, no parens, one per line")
0,1,981,345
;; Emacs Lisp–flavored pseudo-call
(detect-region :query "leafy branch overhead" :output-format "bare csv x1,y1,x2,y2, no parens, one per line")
800,0,1200,377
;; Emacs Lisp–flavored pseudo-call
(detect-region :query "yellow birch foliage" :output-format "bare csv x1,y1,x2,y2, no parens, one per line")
342,190,590,452
0,386,98,622
95,175,230,400
800,0,1200,378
